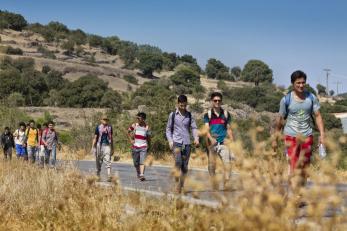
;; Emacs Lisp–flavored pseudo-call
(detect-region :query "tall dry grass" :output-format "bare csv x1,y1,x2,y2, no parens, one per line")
0,126,346,230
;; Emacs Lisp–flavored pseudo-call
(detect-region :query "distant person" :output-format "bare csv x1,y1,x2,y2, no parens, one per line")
13,122,27,159
128,112,151,181
91,115,113,181
24,120,39,163
166,95,199,193
42,121,58,168
37,123,47,166
1,127,15,160
273,70,325,187
204,92,235,190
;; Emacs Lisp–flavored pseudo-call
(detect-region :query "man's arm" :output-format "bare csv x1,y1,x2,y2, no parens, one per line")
227,124,234,142
165,113,174,149
191,117,199,146
314,111,325,145
127,124,135,144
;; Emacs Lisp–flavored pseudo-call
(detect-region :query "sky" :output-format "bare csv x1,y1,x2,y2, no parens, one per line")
1,0,347,92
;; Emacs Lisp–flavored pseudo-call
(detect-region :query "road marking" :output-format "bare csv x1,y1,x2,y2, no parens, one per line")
96,182,220,208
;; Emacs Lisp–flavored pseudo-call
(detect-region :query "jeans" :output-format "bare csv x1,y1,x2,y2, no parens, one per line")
45,144,57,166
173,142,191,175
27,146,37,163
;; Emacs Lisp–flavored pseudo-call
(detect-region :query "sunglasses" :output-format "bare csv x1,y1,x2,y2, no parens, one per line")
213,99,222,102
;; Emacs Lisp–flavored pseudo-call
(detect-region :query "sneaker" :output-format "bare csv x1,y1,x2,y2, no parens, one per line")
107,176,112,182
139,174,145,181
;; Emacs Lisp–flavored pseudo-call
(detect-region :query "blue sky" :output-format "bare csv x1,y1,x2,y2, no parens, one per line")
1,0,347,92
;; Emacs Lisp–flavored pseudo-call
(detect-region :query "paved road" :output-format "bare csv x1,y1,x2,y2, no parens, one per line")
72,160,237,203
69,160,347,214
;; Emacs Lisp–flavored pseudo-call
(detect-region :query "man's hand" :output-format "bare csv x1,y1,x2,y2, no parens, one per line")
209,138,217,146
169,141,173,150
194,140,199,148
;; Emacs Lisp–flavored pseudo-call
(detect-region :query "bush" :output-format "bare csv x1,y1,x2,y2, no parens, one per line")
123,75,138,85
37,46,56,59
0,10,27,31
0,46,23,55
170,65,201,94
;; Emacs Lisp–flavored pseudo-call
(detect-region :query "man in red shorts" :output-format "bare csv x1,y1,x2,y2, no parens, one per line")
273,70,325,187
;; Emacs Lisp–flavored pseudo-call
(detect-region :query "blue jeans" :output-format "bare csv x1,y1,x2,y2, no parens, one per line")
173,143,191,175
45,144,57,166
27,146,37,163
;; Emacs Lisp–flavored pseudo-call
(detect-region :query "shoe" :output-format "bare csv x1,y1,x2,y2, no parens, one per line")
107,176,112,182
139,174,145,181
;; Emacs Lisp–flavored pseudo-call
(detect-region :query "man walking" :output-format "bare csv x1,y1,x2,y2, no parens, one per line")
25,120,39,163
1,127,15,160
166,95,199,193
13,122,27,159
128,112,151,181
204,92,234,189
91,115,114,181
273,70,325,188
42,121,58,168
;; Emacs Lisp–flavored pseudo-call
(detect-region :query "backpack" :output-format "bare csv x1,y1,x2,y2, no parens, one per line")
206,108,229,128
284,91,315,120
170,111,192,134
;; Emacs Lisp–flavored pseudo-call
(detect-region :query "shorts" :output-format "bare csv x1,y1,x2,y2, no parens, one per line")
285,135,313,171
132,148,147,167
15,144,26,156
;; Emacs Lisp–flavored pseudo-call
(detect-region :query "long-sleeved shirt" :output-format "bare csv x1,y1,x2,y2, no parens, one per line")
1,132,15,150
42,129,58,150
166,109,199,145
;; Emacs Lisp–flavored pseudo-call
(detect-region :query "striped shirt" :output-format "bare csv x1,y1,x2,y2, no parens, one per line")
203,109,231,143
128,123,151,149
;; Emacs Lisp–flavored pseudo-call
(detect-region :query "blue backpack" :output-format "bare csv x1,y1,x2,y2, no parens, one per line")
284,91,315,120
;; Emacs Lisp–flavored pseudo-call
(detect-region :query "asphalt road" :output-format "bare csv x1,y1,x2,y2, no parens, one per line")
70,160,347,215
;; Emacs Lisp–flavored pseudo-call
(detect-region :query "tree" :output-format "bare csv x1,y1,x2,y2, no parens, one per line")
316,84,326,96
138,52,163,77
7,92,25,106
88,34,104,47
101,36,120,55
241,60,273,84
61,40,75,56
100,90,122,112
205,58,233,80
179,54,201,73
170,66,201,94
231,66,241,80
118,41,138,67
329,90,335,96
70,29,87,45
0,10,27,31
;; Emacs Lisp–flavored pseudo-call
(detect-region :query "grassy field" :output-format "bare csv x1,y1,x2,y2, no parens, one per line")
1,130,347,230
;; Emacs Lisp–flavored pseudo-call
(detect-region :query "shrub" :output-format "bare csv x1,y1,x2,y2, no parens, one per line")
123,75,138,85
0,46,23,55
37,46,56,59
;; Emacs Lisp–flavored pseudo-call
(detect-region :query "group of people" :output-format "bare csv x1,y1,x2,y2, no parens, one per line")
1,120,59,167
1,70,324,193
91,70,326,193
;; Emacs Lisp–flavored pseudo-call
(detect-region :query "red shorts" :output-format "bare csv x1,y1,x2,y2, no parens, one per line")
285,135,313,171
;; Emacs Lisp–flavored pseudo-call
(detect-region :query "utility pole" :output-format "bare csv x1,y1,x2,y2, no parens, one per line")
334,81,342,95
323,69,331,95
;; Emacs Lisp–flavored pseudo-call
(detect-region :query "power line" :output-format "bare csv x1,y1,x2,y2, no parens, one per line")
333,81,342,95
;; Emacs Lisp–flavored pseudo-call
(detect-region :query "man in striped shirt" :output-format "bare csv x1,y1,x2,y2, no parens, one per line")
128,112,151,181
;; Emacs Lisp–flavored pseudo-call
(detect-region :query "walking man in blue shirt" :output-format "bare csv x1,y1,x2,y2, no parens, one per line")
166,95,199,193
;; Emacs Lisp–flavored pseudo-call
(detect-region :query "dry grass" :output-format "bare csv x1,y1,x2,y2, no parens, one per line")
1,126,346,230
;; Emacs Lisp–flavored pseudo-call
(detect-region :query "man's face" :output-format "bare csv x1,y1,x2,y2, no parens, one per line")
29,122,35,128
20,125,25,130
178,101,187,111
212,96,222,109
48,124,54,130
101,119,108,125
137,116,145,123
293,77,306,93
4,129,9,134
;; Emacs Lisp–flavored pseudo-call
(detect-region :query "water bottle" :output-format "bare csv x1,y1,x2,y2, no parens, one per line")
318,143,327,159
